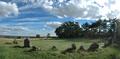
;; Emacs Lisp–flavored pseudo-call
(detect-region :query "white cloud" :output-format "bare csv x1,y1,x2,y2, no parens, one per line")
2,0,120,19
46,22,62,28
0,25,30,32
0,25,37,36
0,1,19,17
16,0,120,19
41,0,118,19
5,0,120,18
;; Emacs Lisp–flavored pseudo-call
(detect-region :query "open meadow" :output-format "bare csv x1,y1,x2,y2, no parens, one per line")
1,0,120,59
0,38,120,59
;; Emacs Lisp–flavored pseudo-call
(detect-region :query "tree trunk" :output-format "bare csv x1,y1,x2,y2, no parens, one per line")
115,20,120,46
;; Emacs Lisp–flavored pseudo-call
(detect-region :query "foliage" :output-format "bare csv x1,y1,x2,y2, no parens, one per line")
55,21,82,38
81,19,118,39
36,34,40,38
47,33,50,38
55,19,115,38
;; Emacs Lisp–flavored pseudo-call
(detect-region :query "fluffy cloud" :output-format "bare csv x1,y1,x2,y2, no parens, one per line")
0,1,19,17
3,0,120,19
41,0,120,19
46,22,62,28
14,0,120,19
0,25,34,36
0,25,30,32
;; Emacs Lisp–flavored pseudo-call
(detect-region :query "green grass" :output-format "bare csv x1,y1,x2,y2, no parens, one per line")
0,38,120,59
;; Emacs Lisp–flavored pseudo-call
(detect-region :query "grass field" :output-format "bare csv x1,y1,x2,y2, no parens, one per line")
0,38,120,59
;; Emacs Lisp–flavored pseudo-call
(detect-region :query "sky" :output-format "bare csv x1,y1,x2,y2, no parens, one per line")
0,0,120,36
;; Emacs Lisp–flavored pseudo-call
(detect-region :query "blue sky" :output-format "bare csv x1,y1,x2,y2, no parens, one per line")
0,0,119,36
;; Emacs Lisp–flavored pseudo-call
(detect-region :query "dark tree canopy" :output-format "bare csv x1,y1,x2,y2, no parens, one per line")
47,33,50,38
36,34,40,38
54,18,120,48
55,21,82,38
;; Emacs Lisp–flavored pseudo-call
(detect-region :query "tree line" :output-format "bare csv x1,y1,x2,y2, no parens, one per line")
55,18,120,47
55,19,117,39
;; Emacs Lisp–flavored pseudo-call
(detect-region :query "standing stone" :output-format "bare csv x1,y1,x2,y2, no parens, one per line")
24,38,30,48
51,46,57,51
102,37,112,48
77,46,86,52
61,44,76,54
13,39,18,44
88,42,99,52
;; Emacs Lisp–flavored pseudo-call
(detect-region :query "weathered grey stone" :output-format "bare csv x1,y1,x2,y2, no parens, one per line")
24,38,30,48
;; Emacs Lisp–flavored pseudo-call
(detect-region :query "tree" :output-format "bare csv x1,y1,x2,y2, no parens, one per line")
102,18,119,47
89,20,102,28
36,34,40,38
82,22,90,31
81,22,91,38
105,18,118,45
81,20,104,38
81,19,111,38
114,19,120,46
55,21,82,38
47,33,50,38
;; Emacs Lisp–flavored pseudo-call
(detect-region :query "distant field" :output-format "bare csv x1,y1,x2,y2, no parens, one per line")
0,38,120,59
